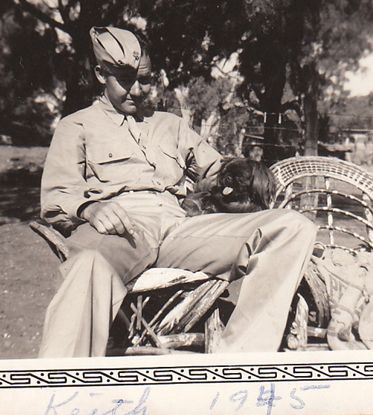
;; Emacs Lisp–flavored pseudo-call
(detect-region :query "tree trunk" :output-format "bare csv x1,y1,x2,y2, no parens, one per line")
261,58,287,165
303,92,318,156
301,82,319,218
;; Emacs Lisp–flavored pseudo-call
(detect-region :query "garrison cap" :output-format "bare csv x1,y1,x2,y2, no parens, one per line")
90,26,142,71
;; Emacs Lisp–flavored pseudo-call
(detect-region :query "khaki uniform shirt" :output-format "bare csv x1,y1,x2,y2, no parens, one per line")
41,96,222,232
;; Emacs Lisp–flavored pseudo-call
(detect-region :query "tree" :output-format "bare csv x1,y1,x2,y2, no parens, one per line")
146,1,373,158
286,0,373,156
0,3,60,144
228,0,373,159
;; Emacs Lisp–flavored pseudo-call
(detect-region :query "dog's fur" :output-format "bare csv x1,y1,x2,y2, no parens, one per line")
182,158,277,216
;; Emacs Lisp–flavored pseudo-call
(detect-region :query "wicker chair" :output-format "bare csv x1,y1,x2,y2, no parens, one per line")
270,156,373,351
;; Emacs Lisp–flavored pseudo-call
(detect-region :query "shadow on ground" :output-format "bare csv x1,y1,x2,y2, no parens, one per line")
0,166,42,225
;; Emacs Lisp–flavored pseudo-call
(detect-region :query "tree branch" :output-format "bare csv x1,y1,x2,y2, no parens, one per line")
41,0,58,12
16,0,71,34
57,0,75,26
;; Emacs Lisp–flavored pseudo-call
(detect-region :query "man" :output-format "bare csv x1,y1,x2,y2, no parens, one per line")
39,26,317,357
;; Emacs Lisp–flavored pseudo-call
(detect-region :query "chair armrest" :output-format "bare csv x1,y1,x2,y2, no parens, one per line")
29,220,69,262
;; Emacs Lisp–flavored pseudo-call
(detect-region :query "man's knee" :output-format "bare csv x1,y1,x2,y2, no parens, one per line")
280,209,317,238
60,248,115,282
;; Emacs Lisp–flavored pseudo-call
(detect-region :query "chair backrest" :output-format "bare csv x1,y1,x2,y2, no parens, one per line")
270,156,373,254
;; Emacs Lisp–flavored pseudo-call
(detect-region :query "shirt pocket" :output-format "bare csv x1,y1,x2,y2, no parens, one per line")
87,142,134,183
158,142,186,170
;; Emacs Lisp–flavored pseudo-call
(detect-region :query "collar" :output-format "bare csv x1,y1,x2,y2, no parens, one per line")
98,94,148,125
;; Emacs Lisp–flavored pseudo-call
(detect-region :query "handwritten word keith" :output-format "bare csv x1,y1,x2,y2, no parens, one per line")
43,387,150,415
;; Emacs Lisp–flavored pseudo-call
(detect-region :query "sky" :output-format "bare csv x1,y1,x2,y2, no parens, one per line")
345,54,373,96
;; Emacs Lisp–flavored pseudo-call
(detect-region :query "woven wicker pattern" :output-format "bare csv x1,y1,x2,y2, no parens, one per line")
270,156,373,252
270,156,373,200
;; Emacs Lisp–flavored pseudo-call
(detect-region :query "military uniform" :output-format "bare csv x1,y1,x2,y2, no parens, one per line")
38,27,317,357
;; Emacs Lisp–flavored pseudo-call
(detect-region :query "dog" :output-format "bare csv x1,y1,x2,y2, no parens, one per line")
182,158,277,216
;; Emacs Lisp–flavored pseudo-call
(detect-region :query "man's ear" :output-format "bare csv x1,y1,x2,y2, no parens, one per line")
94,65,106,85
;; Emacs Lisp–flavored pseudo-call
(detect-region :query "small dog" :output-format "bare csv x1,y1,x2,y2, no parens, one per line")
182,158,277,216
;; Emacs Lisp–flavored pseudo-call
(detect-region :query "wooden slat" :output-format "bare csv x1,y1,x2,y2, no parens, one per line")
156,280,221,335
29,221,69,262
205,309,224,353
130,303,163,348
136,295,143,331
132,290,184,347
124,346,195,355
184,280,229,332
127,268,210,293
158,333,204,349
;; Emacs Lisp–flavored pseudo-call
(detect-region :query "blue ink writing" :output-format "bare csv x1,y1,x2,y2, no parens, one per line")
44,392,79,415
43,387,150,415
301,384,331,391
210,392,220,410
256,383,282,415
229,390,248,412
123,387,150,415
289,388,305,410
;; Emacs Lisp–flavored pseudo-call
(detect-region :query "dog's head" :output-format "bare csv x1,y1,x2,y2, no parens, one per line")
212,158,277,213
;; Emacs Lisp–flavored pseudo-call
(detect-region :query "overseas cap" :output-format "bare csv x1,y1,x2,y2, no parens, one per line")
90,26,141,71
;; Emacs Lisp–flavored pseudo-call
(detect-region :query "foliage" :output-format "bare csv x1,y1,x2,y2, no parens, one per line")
0,5,60,144
3,0,373,155
140,0,373,160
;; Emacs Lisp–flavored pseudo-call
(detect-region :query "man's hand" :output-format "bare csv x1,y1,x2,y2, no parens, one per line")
80,201,136,237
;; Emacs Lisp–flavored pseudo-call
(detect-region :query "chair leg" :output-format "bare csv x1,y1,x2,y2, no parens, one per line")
205,308,224,353
286,294,309,351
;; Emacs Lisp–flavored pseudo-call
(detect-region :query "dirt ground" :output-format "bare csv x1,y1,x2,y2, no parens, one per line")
0,146,61,359
1,145,372,359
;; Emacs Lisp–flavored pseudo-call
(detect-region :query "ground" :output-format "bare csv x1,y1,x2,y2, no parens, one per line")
0,146,60,359
1,145,372,359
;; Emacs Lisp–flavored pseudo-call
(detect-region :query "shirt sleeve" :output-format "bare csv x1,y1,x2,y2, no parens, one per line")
178,118,223,187
40,116,90,233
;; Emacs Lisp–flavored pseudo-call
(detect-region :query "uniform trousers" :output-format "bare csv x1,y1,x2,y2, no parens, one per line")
39,191,317,357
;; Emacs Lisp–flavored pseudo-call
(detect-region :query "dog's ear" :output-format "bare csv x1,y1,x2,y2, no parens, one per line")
249,161,276,209
261,170,276,208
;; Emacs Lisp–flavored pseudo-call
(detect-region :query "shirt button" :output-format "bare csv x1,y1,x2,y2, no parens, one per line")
158,202,163,206
108,153,113,158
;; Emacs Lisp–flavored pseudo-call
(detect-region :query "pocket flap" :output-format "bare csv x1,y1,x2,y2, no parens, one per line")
88,142,134,164
158,142,186,168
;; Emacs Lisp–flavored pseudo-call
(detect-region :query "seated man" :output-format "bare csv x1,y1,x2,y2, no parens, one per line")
39,26,317,357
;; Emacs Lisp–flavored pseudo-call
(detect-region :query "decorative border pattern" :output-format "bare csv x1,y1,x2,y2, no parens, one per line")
1,362,373,388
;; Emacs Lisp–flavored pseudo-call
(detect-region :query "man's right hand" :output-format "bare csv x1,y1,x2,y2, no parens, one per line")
80,201,136,237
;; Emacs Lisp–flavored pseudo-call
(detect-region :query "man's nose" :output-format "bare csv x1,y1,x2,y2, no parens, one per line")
130,80,141,96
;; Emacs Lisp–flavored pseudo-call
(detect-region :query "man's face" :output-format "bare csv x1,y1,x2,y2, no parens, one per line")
102,54,152,115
